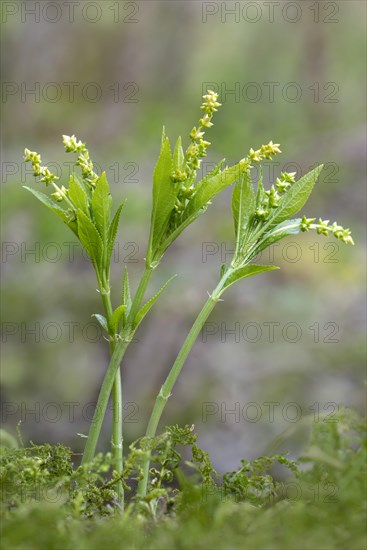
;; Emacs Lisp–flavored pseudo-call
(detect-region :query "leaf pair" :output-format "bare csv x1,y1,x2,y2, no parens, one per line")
76,172,123,275
147,129,245,265
229,165,324,268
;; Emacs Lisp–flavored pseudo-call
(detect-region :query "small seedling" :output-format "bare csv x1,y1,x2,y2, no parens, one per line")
23,91,354,507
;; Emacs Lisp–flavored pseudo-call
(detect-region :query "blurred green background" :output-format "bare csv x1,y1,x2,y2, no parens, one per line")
1,0,366,470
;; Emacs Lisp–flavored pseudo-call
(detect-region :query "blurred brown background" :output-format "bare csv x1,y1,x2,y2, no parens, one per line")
1,0,366,470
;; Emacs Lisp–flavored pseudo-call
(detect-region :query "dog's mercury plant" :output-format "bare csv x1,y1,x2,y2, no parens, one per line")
23,90,354,507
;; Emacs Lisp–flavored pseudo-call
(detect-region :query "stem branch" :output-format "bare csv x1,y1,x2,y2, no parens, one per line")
81,266,154,469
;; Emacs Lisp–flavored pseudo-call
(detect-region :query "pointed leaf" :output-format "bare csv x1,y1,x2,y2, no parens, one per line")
24,186,79,236
122,267,132,318
92,172,112,241
161,126,166,150
107,202,125,264
222,264,279,293
23,186,68,221
92,314,108,333
159,209,203,256
68,174,89,214
249,219,301,260
158,159,227,254
268,165,323,228
255,169,265,207
109,305,126,334
173,136,184,171
149,137,176,255
232,169,255,239
134,275,176,327
77,209,103,269
186,162,241,217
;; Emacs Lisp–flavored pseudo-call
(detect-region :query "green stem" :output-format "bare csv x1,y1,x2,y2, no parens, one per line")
97,274,124,505
137,275,228,497
81,266,154,468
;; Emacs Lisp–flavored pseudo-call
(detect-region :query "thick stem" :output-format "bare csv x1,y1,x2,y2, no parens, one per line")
81,266,154,467
137,277,227,497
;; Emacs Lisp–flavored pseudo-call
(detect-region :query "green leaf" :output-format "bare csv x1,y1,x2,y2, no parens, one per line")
255,168,265,207
92,314,108,333
173,136,184,171
122,267,132,318
222,264,279,293
249,219,301,260
68,174,89,214
23,186,68,222
149,137,175,257
160,126,166,150
107,202,125,265
158,160,228,255
92,172,112,241
187,162,240,217
77,209,103,269
159,209,203,256
268,166,323,227
109,305,126,334
232,169,255,240
24,186,79,236
134,275,176,328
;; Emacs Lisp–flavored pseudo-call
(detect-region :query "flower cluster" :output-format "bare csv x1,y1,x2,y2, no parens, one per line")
185,90,221,175
247,145,294,220
23,147,75,211
51,185,69,202
24,148,59,186
62,134,98,187
301,216,354,245
171,91,222,215
248,141,281,164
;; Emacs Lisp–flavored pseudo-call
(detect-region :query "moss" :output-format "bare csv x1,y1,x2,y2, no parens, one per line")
1,408,366,550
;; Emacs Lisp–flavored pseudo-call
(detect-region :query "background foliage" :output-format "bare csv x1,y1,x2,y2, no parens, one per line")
1,1,366,474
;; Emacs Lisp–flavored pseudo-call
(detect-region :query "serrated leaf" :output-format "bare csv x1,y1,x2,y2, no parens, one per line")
109,305,126,334
249,219,301,260
222,264,279,293
187,162,241,217
92,172,112,241
122,267,132,318
268,166,323,228
159,209,204,256
134,275,176,327
23,186,68,221
232,169,255,240
92,314,108,333
77,209,103,270
107,202,125,265
149,137,176,257
158,159,227,255
173,136,184,171
68,174,89,214
24,186,79,236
